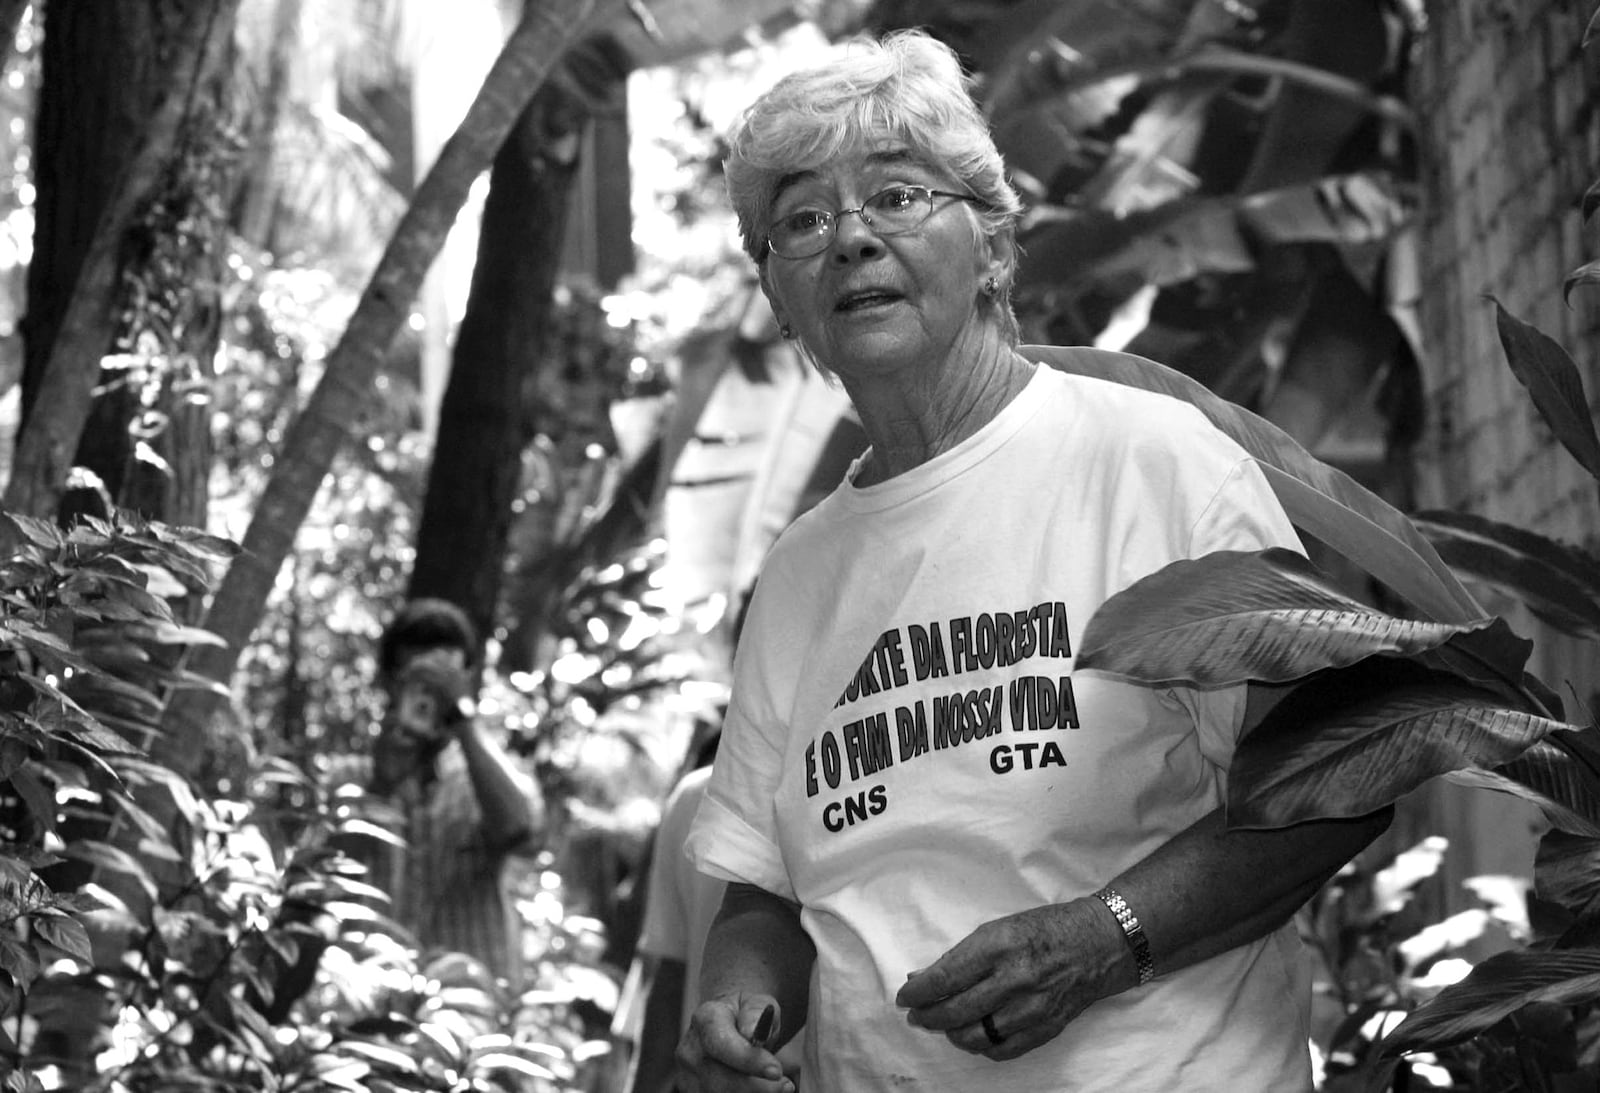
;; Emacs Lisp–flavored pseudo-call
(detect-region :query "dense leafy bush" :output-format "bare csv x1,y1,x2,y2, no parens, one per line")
0,509,618,1092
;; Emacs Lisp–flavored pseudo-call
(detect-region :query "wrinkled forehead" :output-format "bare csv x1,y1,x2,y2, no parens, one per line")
770,140,945,205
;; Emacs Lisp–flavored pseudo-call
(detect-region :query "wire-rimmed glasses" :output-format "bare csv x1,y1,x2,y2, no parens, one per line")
764,185,985,260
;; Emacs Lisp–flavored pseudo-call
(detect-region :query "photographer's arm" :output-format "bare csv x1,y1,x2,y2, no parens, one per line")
453,710,542,850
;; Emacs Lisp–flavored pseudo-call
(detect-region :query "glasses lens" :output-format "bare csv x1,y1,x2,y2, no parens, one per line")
864,186,933,230
770,208,833,258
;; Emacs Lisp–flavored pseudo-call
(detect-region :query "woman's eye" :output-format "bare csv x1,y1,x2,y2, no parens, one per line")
878,187,918,210
781,209,828,232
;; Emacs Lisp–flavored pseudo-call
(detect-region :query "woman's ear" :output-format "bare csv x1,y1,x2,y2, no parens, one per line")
982,224,1018,291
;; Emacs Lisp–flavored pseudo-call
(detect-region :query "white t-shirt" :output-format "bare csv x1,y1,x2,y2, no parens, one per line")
687,358,1314,1091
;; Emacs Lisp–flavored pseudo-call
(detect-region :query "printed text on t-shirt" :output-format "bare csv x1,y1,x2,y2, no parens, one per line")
807,601,1081,832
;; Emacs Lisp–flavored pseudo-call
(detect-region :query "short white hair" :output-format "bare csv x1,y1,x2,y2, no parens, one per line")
723,30,1022,267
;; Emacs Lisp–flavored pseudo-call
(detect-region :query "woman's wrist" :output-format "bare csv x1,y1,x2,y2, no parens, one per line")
1088,887,1156,989
1075,896,1152,998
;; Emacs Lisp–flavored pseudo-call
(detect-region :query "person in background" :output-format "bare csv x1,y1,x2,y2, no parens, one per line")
675,30,1392,1093
618,731,801,1093
330,597,544,990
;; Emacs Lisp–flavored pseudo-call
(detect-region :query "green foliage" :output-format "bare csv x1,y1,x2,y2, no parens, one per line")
1303,836,1554,1091
1070,5,1600,1077
209,243,671,780
1072,325,1600,1086
0,506,613,1091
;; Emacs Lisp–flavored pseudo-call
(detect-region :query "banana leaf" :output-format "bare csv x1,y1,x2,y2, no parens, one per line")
1074,547,1495,688
1534,829,1600,917
1022,345,1482,623
1228,662,1575,828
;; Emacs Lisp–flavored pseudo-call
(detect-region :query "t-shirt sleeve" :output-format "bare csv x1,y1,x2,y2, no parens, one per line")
684,595,797,901
1174,453,1304,769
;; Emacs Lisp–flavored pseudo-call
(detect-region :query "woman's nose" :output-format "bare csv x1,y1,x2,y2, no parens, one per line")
830,211,883,259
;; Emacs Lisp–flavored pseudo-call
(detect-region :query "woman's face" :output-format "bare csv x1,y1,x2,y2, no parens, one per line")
758,137,1009,384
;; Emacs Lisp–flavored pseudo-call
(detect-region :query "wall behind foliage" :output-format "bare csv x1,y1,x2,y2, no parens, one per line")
1409,0,1600,912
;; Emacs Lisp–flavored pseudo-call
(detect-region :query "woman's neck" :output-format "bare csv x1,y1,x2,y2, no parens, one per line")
848,341,1036,486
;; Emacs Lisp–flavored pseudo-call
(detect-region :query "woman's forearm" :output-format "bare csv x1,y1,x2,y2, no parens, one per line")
699,882,816,1049
1106,805,1392,981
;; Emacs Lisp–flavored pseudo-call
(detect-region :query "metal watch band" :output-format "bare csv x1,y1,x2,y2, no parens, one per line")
1094,886,1156,985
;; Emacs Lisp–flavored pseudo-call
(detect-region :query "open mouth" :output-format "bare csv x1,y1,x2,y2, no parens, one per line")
836,291,900,312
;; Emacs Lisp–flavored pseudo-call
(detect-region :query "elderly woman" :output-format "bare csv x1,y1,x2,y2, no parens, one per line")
678,30,1389,1092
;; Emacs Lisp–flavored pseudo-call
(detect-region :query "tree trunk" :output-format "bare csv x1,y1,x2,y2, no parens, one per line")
407,77,591,651
159,0,612,774
7,0,238,520
22,1,151,512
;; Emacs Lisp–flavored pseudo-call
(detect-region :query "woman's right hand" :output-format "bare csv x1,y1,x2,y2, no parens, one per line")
675,994,794,1093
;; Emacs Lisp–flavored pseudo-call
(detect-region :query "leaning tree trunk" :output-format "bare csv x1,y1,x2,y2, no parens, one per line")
407,75,591,651
159,0,614,774
7,0,239,521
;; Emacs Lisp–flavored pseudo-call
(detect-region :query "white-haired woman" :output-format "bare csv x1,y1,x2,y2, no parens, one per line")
678,29,1389,1092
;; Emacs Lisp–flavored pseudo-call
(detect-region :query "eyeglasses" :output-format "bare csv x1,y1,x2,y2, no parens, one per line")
764,185,986,260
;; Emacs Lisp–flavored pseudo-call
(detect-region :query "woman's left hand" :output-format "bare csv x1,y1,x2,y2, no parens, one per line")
893,898,1132,1061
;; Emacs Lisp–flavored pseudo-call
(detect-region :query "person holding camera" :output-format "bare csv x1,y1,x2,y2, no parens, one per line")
333,597,544,989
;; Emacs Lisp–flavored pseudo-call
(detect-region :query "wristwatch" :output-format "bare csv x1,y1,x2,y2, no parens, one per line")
1094,886,1156,985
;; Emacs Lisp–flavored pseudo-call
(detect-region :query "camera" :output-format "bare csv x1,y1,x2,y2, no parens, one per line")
395,682,440,735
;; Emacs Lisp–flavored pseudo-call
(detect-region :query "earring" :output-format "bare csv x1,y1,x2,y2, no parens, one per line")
983,277,999,297
780,324,794,339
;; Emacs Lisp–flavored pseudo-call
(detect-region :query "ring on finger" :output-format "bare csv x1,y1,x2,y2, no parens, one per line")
981,1013,1005,1046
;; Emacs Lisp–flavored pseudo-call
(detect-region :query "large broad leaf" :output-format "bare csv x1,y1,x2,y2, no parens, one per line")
1380,949,1600,1055
1022,346,1482,623
1413,509,1600,639
1405,617,1547,712
1229,665,1574,828
1076,548,1496,688
1492,299,1600,484
1534,829,1600,915
1446,734,1600,838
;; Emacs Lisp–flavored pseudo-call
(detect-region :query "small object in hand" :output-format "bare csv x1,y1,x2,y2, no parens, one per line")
981,1013,1005,1046
752,1003,776,1045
